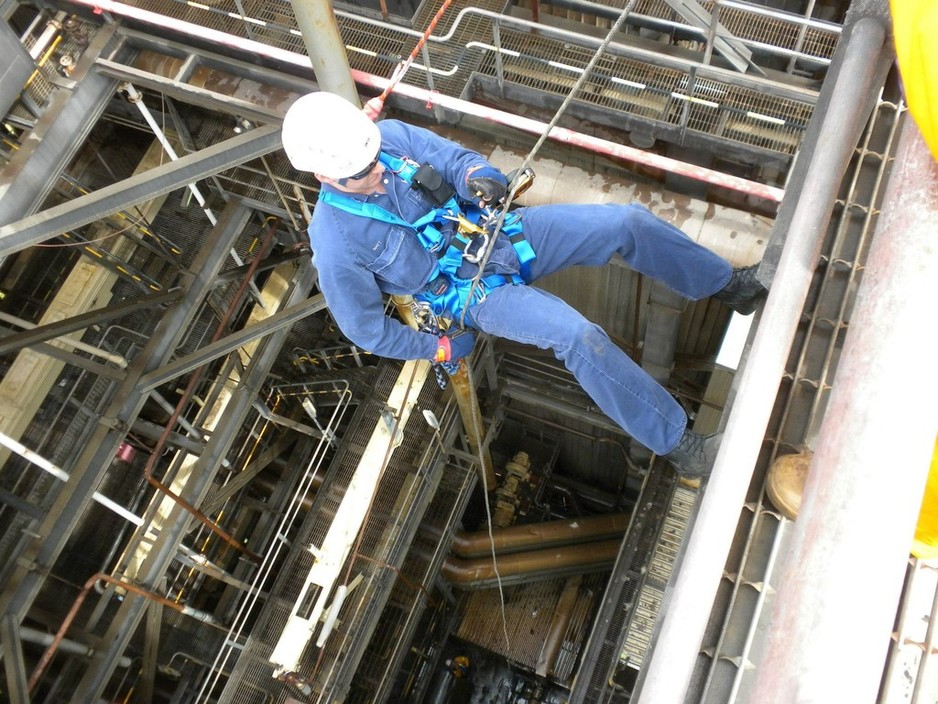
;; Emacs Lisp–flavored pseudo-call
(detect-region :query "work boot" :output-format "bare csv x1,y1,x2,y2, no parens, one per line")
665,429,722,478
713,264,767,315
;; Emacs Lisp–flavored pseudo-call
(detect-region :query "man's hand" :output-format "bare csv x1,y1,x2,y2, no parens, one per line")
466,166,507,206
434,328,476,363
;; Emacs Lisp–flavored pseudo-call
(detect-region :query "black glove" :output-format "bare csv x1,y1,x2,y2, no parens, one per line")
466,166,508,205
434,328,476,363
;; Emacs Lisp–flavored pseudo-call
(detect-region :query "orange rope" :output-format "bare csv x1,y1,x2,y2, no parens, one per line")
364,0,454,118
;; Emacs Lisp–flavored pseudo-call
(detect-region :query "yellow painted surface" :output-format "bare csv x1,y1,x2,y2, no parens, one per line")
911,436,938,559
891,0,938,161
0,259,115,453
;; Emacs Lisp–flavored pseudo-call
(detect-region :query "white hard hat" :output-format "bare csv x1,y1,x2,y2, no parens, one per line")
281,92,381,178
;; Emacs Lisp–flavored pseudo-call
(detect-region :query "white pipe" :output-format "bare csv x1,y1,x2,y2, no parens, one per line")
120,82,217,226
0,430,143,526
27,11,67,60
19,627,134,668
0,311,128,368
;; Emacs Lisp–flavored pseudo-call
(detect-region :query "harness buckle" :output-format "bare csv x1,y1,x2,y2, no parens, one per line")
462,232,490,264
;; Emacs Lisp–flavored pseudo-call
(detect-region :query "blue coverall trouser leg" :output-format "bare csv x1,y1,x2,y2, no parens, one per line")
468,203,733,455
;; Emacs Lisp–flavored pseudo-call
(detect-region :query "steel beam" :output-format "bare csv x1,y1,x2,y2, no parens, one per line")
0,614,29,704
288,0,359,104
8,339,126,380
0,123,281,256
633,13,891,703
137,294,326,391
0,202,250,638
0,22,35,120
137,599,163,704
0,288,182,355
0,25,120,227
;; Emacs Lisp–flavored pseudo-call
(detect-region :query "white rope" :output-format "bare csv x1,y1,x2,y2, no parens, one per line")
460,2,640,659
477,447,514,656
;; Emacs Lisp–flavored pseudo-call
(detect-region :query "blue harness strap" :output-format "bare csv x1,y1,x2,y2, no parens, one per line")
317,152,536,322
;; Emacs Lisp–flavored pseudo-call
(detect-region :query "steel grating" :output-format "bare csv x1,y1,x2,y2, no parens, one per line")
349,449,476,704
476,28,813,156
619,483,696,670
572,0,840,63
690,96,907,703
567,461,683,702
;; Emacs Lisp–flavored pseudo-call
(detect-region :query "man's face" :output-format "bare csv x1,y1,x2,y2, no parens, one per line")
317,158,385,194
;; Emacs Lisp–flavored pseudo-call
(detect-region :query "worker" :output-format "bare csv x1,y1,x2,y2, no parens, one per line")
281,91,767,477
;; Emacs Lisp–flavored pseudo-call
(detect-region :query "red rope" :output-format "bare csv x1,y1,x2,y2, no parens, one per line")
364,0,453,119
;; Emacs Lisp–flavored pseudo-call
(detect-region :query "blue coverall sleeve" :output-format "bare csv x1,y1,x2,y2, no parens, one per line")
311,208,439,361
378,120,497,202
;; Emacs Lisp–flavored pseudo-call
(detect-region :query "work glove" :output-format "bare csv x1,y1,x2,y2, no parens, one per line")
466,166,508,206
434,328,476,363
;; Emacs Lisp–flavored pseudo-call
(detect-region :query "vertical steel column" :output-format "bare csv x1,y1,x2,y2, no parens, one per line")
748,119,938,704
634,15,889,703
288,0,359,104
0,20,35,120
1,615,29,704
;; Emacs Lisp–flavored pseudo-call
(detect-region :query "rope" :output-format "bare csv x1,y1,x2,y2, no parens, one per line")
364,0,454,118
458,0,639,328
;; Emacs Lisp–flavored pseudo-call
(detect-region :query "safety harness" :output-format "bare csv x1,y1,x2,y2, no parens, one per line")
317,152,536,323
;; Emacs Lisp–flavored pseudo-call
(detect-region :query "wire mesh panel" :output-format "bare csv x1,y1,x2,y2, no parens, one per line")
215,359,449,703
477,28,815,159
568,462,683,702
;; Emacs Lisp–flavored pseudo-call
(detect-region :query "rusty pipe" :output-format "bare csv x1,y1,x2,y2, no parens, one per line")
441,538,621,585
451,512,630,558
537,575,582,677
27,573,216,692
141,220,278,562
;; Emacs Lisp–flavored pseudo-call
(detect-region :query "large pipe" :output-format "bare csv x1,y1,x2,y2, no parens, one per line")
635,16,888,702
451,512,630,558
748,117,938,703
66,0,783,203
288,0,359,105
442,539,620,585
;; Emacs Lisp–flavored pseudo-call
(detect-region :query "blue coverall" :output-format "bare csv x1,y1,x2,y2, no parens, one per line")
309,119,733,455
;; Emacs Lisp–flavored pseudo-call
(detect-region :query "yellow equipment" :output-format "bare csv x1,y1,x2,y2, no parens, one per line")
911,436,938,560
891,0,938,161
